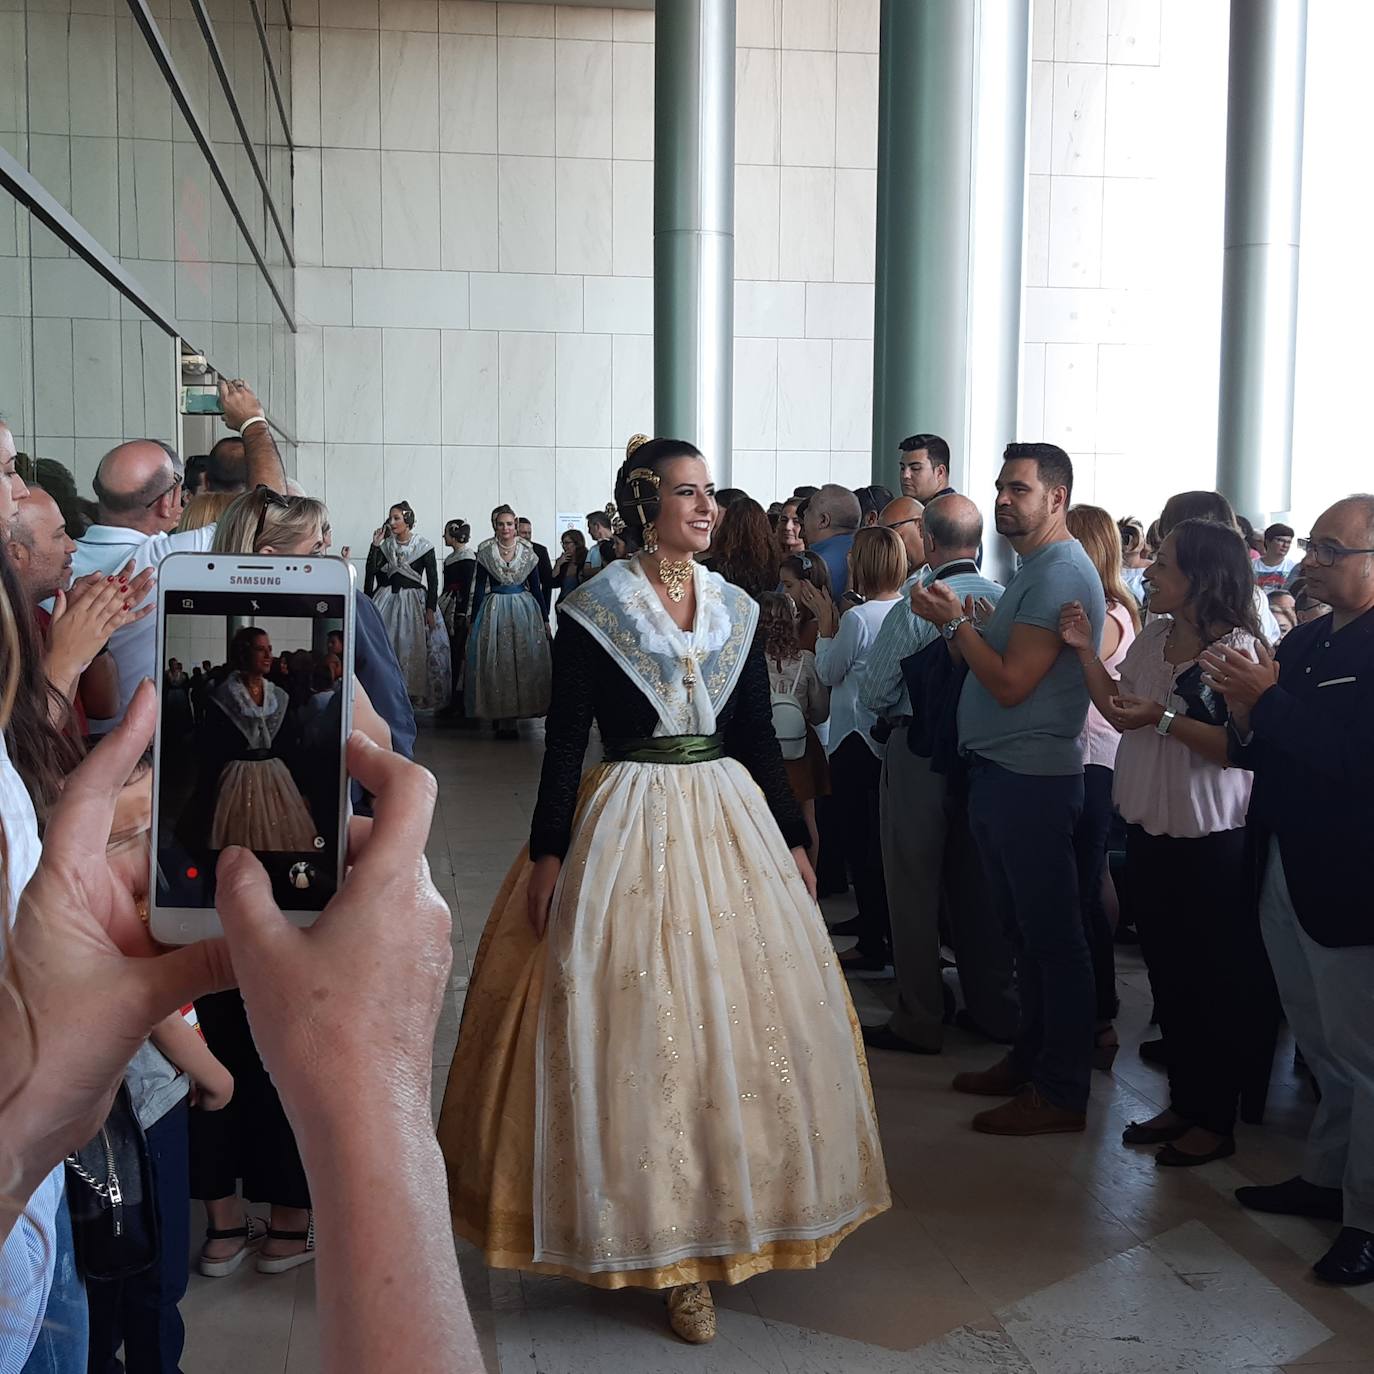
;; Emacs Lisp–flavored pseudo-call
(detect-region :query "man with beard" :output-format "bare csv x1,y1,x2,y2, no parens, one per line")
910,443,1104,1136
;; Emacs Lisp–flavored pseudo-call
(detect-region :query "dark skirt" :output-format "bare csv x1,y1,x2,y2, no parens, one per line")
784,725,830,805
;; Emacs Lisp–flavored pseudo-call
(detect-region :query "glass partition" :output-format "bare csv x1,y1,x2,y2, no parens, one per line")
2,0,296,448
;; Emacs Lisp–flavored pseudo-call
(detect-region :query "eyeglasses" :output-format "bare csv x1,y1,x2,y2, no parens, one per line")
144,472,184,509
251,485,297,548
885,517,920,530
1297,537,1374,568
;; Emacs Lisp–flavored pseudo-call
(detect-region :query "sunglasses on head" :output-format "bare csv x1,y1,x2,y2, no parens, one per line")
251,484,298,548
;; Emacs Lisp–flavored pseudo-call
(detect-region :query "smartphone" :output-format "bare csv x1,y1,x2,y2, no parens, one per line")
150,552,356,945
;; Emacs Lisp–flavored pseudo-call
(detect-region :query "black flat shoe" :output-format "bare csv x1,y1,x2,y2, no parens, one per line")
1122,1120,1191,1146
1313,1228,1374,1286
1156,1138,1235,1168
827,915,863,937
861,1023,940,1055
1234,1175,1344,1222
838,948,892,975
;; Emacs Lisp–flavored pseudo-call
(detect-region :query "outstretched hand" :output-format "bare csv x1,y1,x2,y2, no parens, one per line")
0,683,233,1195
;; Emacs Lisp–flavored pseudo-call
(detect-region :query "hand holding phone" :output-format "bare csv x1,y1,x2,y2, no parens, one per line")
151,553,356,944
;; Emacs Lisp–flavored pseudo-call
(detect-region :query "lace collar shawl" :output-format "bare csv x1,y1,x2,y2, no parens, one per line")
212,673,289,749
476,537,536,584
560,555,756,735
380,532,433,583
445,548,475,566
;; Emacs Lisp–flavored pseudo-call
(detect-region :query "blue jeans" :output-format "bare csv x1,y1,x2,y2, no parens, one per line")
85,1100,190,1374
967,760,1093,1111
19,1203,87,1374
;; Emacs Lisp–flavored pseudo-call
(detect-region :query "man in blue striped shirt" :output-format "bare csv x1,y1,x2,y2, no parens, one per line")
859,495,1018,1055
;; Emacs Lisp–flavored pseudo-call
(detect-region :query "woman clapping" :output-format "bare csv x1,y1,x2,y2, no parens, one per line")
1060,518,1279,1166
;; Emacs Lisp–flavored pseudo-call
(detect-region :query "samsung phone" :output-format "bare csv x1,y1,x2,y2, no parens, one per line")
149,552,355,944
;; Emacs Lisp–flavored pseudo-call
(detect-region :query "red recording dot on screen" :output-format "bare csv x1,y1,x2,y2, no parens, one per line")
186,867,199,880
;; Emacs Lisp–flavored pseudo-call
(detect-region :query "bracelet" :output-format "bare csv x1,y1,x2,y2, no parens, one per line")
237,414,268,435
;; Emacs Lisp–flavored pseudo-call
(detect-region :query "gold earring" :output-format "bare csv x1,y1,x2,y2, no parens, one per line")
643,521,659,555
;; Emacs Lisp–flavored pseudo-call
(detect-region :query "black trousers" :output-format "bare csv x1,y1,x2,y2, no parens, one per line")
189,991,311,1208
828,732,889,958
1126,825,1281,1136
1073,764,1119,1023
86,1100,189,1374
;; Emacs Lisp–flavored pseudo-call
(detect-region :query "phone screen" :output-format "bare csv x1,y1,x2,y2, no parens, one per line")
155,587,349,913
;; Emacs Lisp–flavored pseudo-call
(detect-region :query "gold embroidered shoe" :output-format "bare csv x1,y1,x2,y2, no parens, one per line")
667,1282,717,1344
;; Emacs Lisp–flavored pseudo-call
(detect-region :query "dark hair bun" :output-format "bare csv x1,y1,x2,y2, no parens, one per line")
613,438,703,545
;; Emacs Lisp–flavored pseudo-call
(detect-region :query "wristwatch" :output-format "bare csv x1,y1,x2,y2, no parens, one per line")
941,615,970,641
1156,707,1177,737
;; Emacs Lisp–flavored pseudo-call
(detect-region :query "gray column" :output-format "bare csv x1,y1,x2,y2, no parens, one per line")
869,1,1028,583
1216,0,1307,523
654,0,736,481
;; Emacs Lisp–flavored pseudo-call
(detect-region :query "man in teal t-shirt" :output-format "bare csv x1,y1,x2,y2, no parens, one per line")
911,443,1105,1136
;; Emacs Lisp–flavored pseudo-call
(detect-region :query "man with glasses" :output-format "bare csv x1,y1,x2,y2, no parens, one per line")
1203,496,1374,1289
71,379,287,731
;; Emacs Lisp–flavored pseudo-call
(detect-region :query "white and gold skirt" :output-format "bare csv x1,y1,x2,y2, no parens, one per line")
438,754,889,1289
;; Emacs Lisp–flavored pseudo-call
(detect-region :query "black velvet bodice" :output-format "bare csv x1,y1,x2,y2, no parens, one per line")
529,614,810,861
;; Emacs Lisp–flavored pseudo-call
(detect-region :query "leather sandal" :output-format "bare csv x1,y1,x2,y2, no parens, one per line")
198,1215,266,1278
257,1213,317,1274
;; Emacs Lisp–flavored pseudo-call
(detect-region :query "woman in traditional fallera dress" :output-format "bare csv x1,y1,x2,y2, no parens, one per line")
201,627,318,852
439,518,477,718
464,504,553,738
438,441,889,1345
365,500,451,710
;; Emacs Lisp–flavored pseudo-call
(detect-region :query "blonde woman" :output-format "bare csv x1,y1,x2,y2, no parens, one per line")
795,526,908,973
1065,505,1141,1070
177,491,236,533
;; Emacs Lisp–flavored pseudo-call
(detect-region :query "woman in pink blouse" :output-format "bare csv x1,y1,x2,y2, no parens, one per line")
1060,519,1280,1167
1066,506,1141,1074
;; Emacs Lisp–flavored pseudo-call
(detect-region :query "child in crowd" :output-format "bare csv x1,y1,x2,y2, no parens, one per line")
759,590,831,869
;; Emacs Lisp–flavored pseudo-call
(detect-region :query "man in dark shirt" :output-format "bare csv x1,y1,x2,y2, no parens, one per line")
517,517,554,619
1205,494,1374,1288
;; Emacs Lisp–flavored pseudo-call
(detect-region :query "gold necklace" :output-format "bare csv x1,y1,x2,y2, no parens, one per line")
656,556,694,604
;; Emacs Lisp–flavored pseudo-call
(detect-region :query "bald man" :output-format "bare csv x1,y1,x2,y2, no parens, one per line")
71,378,287,730
857,494,1019,1054
8,486,122,726
801,484,862,601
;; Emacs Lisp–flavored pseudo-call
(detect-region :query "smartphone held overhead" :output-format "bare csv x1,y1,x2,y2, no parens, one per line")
150,552,355,944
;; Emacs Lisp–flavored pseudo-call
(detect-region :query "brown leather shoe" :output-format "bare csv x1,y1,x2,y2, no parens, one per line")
951,1055,1029,1097
971,1086,1086,1136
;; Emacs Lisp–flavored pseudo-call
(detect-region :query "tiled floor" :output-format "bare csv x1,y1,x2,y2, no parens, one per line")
181,720,1374,1374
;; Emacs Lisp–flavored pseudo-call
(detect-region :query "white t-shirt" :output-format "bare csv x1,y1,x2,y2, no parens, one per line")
70,522,217,732
814,597,902,759
1254,553,1300,592
0,734,63,1371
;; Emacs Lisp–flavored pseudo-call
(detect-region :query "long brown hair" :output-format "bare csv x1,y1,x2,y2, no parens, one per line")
0,550,81,820
1067,505,1141,630
712,497,778,600
1170,518,1266,647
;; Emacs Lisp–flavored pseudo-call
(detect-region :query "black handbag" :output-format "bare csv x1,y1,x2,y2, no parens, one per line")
65,1082,160,1281
1174,661,1229,726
